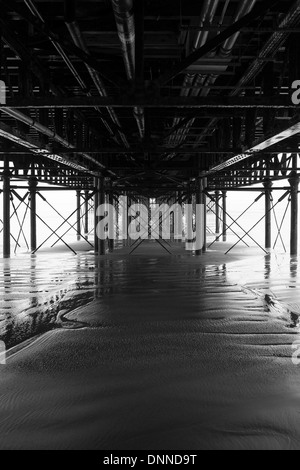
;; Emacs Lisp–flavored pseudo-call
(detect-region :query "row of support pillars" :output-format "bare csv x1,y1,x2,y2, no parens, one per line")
3,161,38,256
0,165,299,258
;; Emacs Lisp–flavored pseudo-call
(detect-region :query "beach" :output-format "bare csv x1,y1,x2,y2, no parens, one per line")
1,241,300,449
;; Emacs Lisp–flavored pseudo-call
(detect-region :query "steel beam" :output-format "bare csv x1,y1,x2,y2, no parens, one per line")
157,0,277,86
1,96,296,109
204,119,300,176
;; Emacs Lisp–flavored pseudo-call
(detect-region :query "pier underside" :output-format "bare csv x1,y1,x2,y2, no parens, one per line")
0,0,300,257
2,0,300,452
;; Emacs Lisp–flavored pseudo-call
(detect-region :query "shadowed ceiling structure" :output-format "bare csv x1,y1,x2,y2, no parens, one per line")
0,0,300,196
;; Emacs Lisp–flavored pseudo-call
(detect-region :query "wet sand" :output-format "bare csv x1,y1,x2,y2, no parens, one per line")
1,241,300,450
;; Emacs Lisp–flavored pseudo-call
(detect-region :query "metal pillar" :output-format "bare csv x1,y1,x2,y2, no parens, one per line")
202,178,207,253
264,179,273,250
176,191,182,243
84,190,89,238
76,190,81,241
99,178,106,255
29,176,38,252
2,158,10,258
196,178,207,255
108,183,114,253
289,169,299,256
121,193,128,246
215,190,220,239
222,190,227,242
94,178,100,254
127,195,132,247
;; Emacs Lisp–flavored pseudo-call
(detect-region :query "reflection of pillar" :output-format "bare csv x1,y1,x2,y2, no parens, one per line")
264,180,273,250
264,254,271,280
290,257,298,281
76,190,81,241
222,190,227,242
3,157,10,258
29,176,38,252
289,170,299,256
30,255,38,307
84,190,89,238
215,190,220,239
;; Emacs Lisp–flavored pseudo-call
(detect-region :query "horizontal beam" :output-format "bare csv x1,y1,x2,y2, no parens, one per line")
203,119,300,176
206,187,291,192
0,96,297,109
157,0,277,86
0,121,100,176
2,147,299,157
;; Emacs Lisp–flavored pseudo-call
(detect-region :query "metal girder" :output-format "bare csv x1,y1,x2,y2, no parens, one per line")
204,120,300,176
1,96,296,109
50,146,300,155
156,0,278,86
0,121,99,175
41,146,239,155
0,0,124,88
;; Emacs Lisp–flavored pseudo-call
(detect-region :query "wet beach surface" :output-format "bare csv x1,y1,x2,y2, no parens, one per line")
1,241,300,449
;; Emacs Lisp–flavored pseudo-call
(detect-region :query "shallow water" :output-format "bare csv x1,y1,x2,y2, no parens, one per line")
1,242,300,449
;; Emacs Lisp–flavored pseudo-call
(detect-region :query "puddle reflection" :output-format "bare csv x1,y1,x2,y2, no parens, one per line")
0,249,300,350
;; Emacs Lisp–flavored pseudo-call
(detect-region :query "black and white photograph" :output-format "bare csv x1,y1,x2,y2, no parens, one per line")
0,0,300,453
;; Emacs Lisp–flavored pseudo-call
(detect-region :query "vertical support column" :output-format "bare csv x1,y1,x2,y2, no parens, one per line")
289,161,299,256
94,177,106,255
264,179,273,250
94,178,100,254
121,192,128,246
108,182,114,253
215,190,220,240
84,190,89,239
99,177,106,255
195,181,201,256
176,191,183,243
127,194,132,247
29,175,38,252
202,178,207,253
2,157,10,258
195,178,207,255
222,190,227,242
115,195,120,241
76,190,81,241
